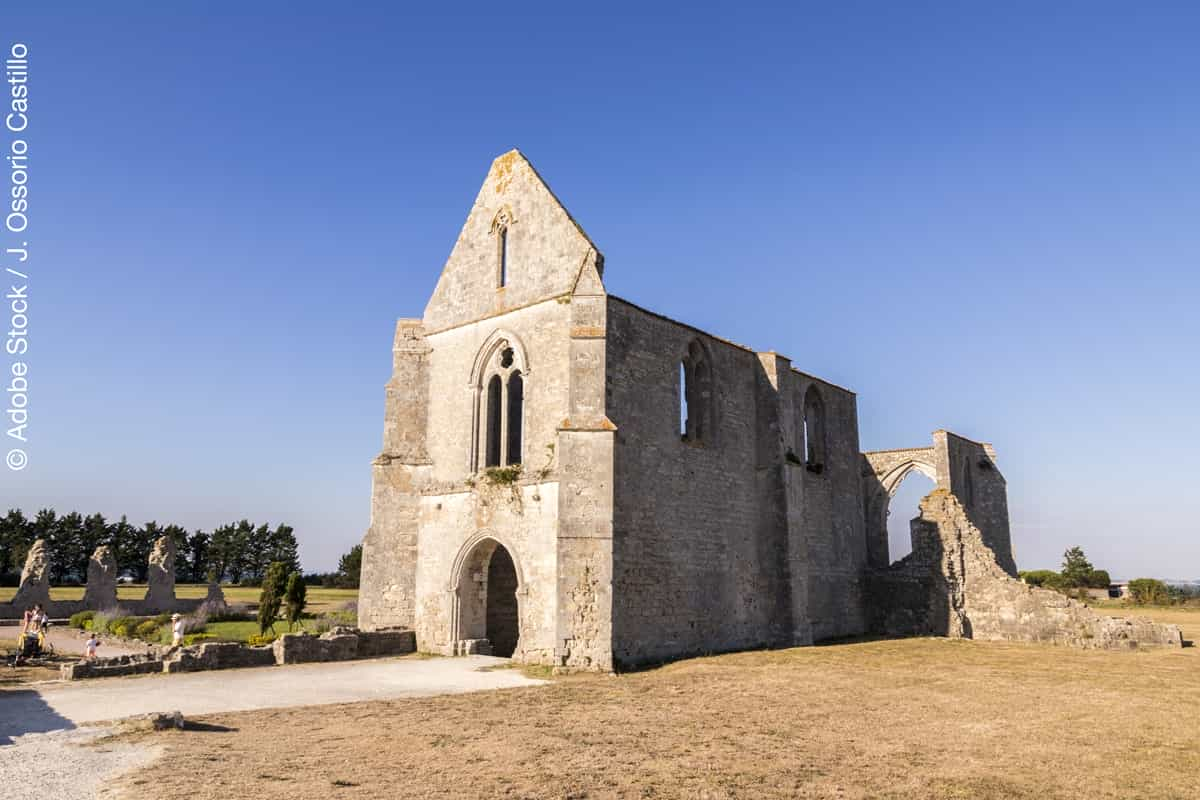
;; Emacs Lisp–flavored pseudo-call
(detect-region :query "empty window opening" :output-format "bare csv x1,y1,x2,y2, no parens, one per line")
802,385,826,472
506,372,523,465
888,470,935,565
679,361,688,438
485,375,502,468
498,227,508,287
680,339,712,443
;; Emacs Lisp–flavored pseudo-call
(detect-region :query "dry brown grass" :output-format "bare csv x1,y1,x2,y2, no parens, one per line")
113,634,1200,800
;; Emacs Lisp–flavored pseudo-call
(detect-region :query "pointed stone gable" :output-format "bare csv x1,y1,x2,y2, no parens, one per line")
423,150,603,333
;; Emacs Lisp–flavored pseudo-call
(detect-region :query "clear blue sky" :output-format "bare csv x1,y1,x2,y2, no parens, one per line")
5,3,1198,576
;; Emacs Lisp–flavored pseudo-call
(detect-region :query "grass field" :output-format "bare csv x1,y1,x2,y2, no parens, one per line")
113,631,1200,800
0,584,358,613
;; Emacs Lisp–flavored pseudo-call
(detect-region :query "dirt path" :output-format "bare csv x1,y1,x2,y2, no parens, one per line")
2,654,541,739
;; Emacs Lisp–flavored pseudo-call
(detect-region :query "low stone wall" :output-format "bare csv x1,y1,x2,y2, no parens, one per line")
273,628,416,664
869,490,1183,649
61,654,164,680
61,628,417,679
164,641,276,673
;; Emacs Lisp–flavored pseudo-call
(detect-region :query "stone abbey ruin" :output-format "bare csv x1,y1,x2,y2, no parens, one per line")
354,150,1181,670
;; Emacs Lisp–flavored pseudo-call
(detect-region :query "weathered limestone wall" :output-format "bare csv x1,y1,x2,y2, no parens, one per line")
82,545,118,609
607,300,789,666
869,490,1182,648
789,373,869,642
359,318,431,632
11,538,50,609
414,482,560,663
142,535,176,613
422,150,600,334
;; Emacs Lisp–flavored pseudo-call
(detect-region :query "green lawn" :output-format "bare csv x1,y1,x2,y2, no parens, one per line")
0,583,358,612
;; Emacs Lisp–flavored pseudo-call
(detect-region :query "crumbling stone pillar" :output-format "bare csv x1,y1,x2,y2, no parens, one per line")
12,538,51,609
82,544,118,609
142,535,176,613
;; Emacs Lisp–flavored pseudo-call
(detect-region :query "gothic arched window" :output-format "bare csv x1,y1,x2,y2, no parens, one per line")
491,207,514,289
470,333,528,472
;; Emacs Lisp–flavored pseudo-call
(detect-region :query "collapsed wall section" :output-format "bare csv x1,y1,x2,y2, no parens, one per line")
869,489,1182,649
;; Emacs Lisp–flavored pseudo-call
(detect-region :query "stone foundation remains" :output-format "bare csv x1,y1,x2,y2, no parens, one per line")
61,628,417,680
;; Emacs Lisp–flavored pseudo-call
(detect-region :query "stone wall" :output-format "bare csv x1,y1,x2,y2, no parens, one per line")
868,489,1182,649
163,642,277,673
605,298,868,667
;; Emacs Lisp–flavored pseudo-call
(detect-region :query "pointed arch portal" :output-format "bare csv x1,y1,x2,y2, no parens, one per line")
450,534,523,658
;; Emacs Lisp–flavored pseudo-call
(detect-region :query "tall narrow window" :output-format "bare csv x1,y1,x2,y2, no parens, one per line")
506,372,523,465
802,385,826,473
498,227,508,287
679,339,713,444
679,361,688,438
485,375,502,467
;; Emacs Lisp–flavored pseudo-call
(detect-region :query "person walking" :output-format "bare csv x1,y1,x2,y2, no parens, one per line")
84,632,101,660
171,613,184,647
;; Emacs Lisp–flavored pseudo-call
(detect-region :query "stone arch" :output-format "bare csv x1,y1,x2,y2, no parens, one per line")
863,450,940,568
447,531,526,658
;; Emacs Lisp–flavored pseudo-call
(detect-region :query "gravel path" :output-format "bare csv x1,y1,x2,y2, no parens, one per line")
1,654,543,799
0,727,160,800
14,654,539,728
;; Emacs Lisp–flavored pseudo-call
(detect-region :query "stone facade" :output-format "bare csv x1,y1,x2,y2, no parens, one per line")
359,150,1180,670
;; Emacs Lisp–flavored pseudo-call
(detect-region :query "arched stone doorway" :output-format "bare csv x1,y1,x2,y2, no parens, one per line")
451,535,522,658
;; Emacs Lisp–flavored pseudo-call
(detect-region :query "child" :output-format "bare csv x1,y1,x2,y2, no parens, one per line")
84,632,100,660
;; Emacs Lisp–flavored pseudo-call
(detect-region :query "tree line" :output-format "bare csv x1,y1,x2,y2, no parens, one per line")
0,508,300,586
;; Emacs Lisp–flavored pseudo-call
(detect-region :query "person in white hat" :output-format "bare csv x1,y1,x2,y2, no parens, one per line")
171,613,185,647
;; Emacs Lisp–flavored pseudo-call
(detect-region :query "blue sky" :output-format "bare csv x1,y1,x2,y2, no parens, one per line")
5,3,1198,575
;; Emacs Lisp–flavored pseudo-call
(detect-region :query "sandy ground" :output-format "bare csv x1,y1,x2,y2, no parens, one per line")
111,635,1200,800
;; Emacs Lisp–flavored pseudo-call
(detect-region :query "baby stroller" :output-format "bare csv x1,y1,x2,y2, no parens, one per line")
11,629,53,666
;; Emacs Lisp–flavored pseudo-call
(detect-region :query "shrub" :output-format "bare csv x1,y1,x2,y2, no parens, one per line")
152,612,173,626
1128,578,1171,605
1020,570,1059,588
247,632,276,646
182,632,219,646
91,607,124,634
68,610,95,629
106,615,141,636
134,620,160,639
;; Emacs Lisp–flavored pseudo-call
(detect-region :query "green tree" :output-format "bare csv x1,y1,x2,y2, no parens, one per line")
337,544,362,589
1127,578,1171,605
257,561,288,634
0,508,32,583
1060,546,1095,588
185,530,211,583
284,571,307,631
